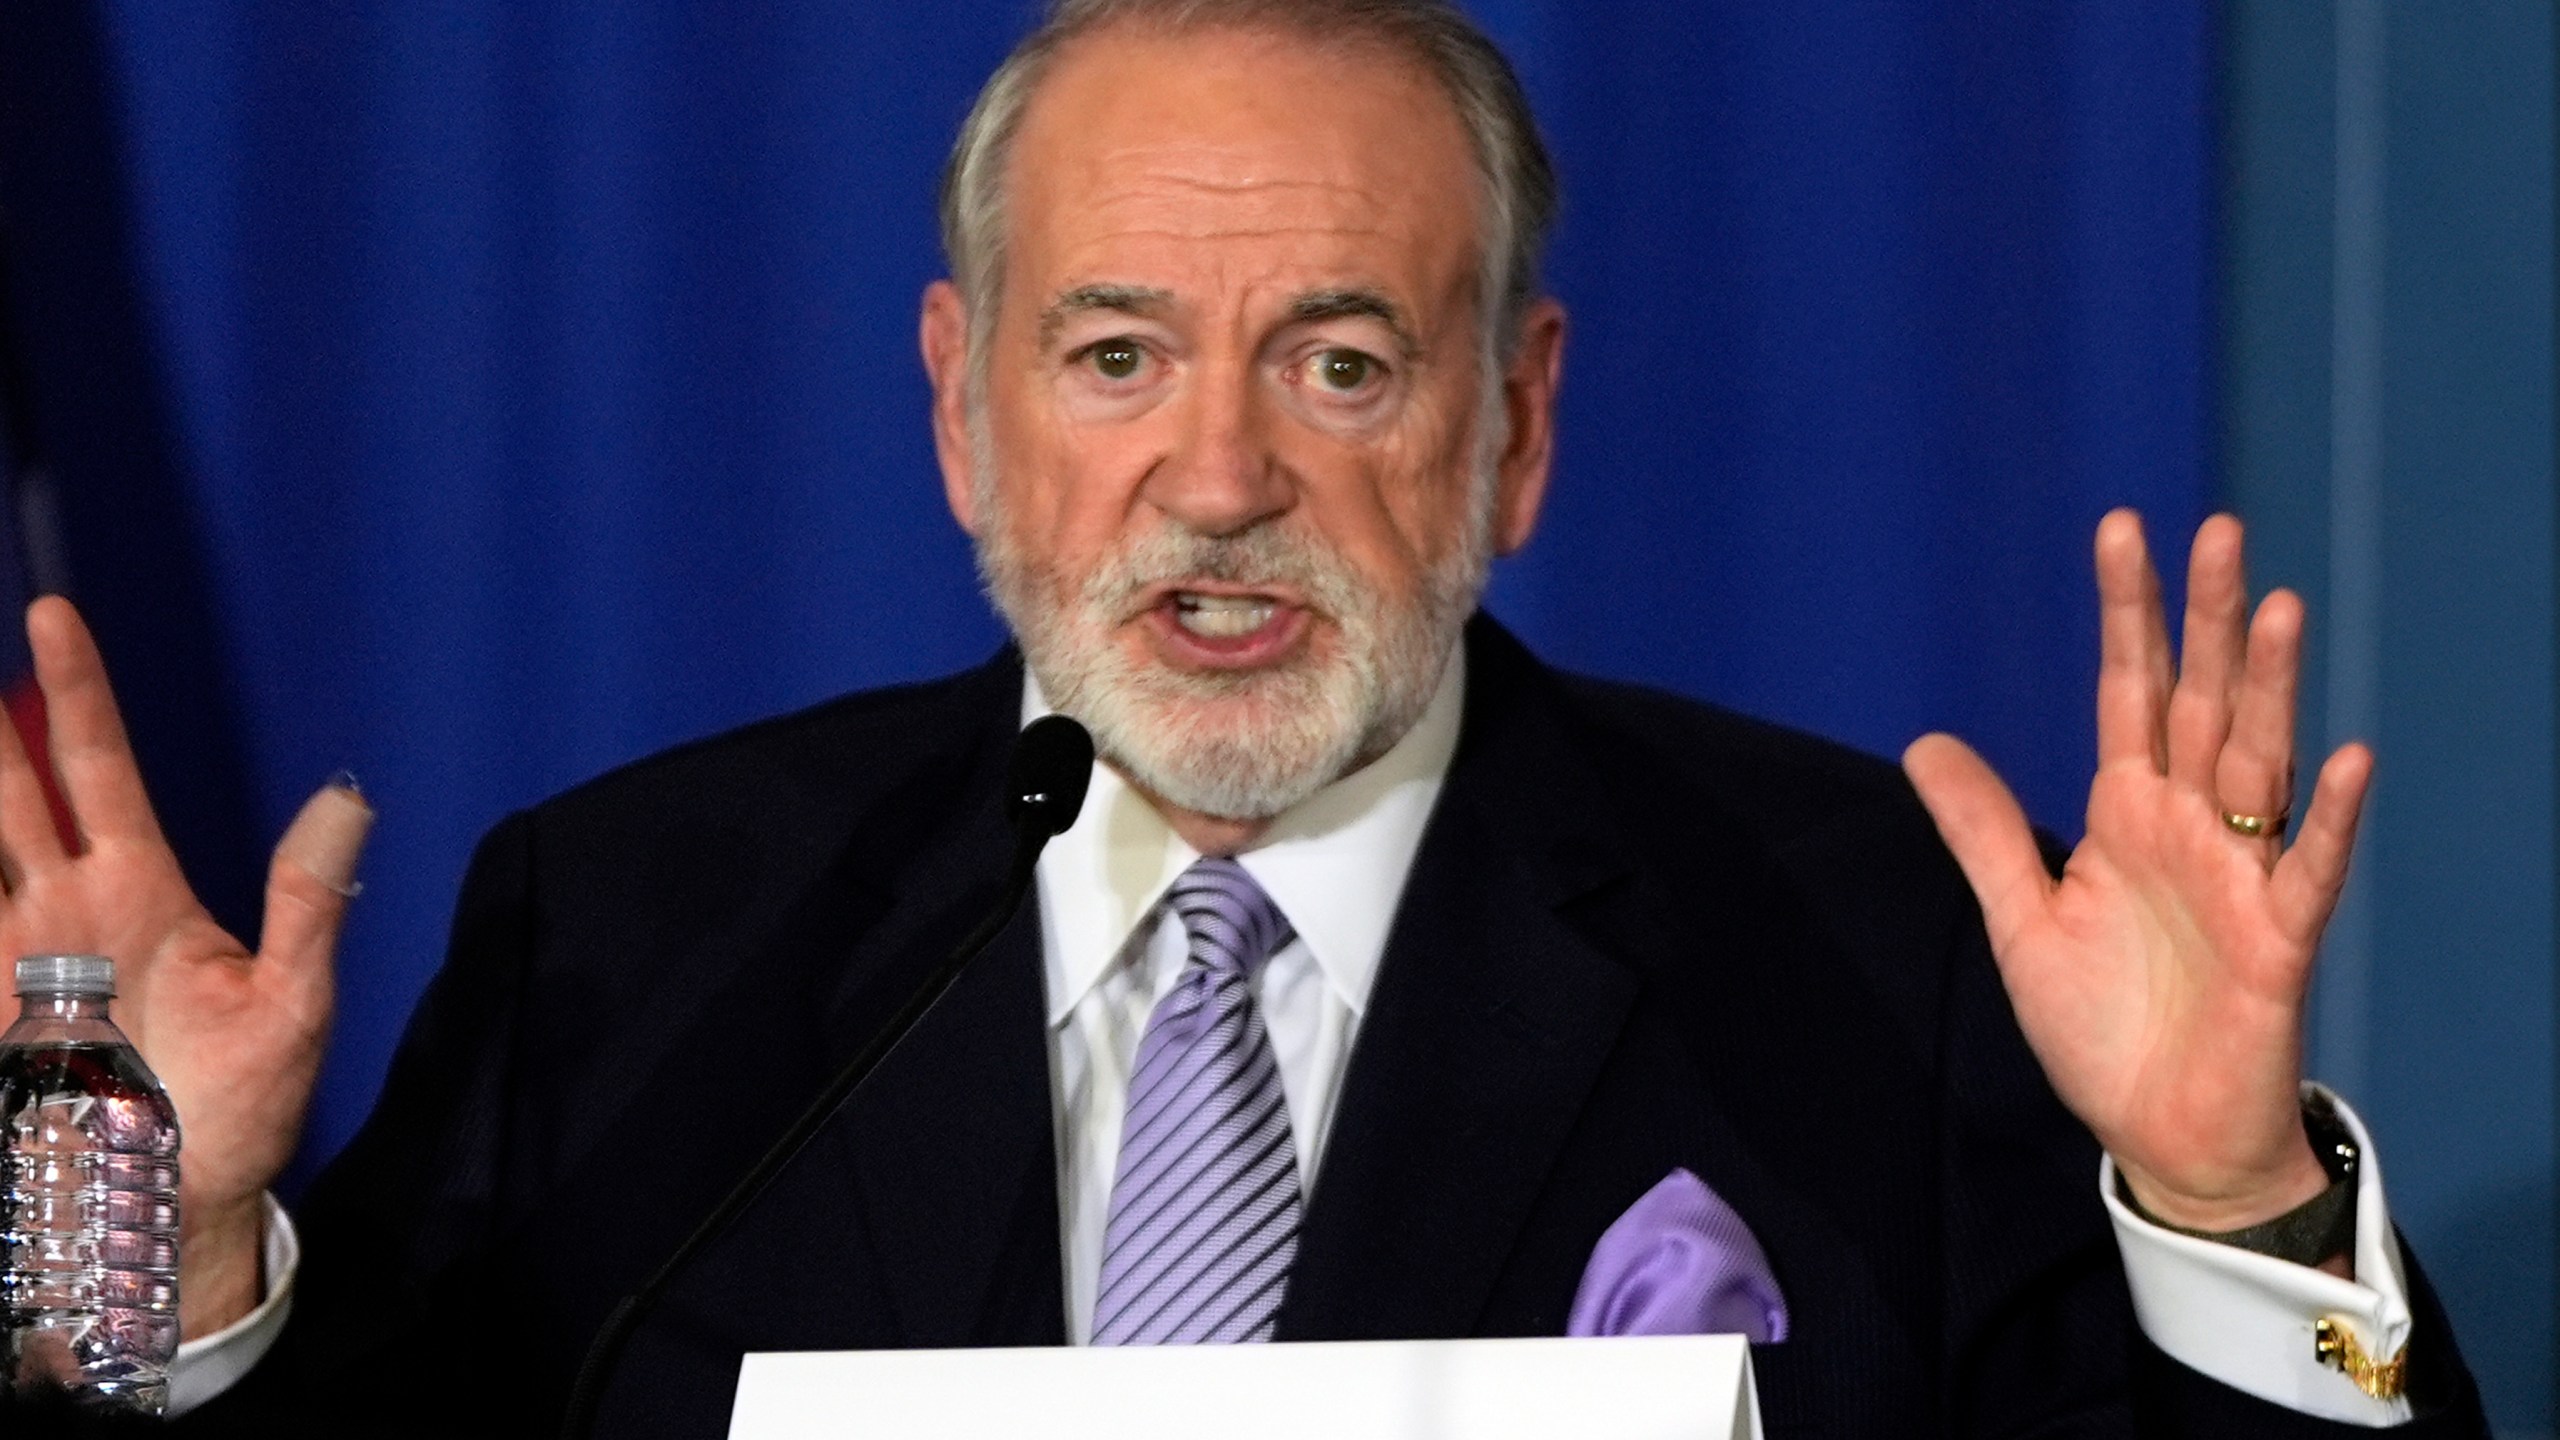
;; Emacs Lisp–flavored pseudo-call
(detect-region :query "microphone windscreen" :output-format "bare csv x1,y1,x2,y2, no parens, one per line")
1008,715,1095,837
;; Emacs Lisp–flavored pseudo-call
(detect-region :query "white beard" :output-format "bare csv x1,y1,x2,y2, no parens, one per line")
970,431,1494,821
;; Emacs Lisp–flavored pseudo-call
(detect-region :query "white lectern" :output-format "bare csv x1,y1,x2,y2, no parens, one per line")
731,1334,1761,1440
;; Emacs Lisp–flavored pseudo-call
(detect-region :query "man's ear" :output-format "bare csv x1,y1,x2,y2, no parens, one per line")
1491,297,1566,557
920,279,980,534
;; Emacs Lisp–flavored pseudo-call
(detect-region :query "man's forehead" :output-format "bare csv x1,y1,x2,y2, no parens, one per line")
1002,25,1483,287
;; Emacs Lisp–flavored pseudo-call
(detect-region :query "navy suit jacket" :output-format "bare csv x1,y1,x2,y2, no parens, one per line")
179,617,2484,1438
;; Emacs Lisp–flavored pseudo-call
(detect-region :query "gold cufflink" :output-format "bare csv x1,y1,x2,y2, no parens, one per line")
2314,1317,2407,1400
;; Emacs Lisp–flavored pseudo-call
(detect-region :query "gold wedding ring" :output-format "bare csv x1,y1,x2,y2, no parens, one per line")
2220,809,2289,839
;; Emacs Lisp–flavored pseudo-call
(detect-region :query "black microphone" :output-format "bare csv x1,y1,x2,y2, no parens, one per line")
1008,712,1096,842
559,715,1095,1440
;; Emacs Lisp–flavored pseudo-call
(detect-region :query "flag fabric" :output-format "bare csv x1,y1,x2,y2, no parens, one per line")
0,282,80,848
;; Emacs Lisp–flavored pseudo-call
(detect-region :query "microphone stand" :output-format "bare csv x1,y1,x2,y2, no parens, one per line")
558,717,1092,1440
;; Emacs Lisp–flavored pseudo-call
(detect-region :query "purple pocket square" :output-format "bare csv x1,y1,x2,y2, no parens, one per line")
1567,1167,1789,1343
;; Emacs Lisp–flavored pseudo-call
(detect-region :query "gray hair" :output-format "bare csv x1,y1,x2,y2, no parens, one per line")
937,0,1558,368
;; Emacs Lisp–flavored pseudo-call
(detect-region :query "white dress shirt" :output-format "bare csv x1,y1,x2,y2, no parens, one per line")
1032,650,1464,1345
182,645,2419,1426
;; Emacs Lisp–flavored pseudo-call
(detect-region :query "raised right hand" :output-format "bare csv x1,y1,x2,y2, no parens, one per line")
0,596,370,1338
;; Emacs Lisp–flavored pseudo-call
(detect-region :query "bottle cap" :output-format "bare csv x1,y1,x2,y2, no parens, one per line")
14,954,115,997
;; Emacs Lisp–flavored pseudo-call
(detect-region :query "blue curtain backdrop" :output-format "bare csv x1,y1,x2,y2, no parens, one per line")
55,3,2210,1192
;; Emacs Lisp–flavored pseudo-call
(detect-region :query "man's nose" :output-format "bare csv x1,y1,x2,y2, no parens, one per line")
1141,366,1291,537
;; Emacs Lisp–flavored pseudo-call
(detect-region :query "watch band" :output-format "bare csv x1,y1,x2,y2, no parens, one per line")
2117,1092,2360,1268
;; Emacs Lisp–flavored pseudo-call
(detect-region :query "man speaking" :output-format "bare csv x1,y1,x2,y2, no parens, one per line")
0,0,2488,1434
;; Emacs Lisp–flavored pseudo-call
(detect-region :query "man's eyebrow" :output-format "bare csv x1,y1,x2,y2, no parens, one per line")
1037,284,1173,349
1288,289,1419,357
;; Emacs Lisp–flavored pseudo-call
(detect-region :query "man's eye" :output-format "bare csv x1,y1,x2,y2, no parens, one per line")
1307,349,1377,393
1086,342,1145,380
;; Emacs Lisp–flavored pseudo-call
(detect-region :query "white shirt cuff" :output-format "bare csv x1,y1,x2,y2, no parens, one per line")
167,1192,300,1417
2102,1085,2414,1426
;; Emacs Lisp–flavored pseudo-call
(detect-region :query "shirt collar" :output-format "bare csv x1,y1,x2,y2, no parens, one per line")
1029,646,1466,1027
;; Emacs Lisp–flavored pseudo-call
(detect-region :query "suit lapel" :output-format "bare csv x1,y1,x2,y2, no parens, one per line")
1278,619,1643,1341
730,649,1068,1350
824,893,1067,1347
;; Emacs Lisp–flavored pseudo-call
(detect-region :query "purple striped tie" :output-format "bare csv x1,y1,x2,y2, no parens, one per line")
1091,857,1302,1345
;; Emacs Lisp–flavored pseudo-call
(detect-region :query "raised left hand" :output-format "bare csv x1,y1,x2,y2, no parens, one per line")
0,598,372,1336
1903,509,2370,1234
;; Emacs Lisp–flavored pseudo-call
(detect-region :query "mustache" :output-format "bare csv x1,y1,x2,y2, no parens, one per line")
1080,523,1367,620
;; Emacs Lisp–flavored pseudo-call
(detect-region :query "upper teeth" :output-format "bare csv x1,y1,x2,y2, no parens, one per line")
1175,593,1276,638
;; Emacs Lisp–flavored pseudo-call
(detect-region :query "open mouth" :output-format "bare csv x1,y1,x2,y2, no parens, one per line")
1141,584,1311,667
1172,592,1278,638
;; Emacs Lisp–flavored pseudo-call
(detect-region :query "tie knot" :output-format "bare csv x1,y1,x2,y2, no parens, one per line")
1166,857,1295,981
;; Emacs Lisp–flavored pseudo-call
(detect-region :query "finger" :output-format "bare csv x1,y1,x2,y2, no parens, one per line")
259,783,373,993
0,668,68,888
2165,515,2248,792
2094,509,2173,774
1903,733,2054,955
2217,589,2304,845
27,597,166,851
2270,742,2373,944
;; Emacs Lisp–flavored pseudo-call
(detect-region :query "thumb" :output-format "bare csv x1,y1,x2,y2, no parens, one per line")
1902,733,2051,954
262,780,374,974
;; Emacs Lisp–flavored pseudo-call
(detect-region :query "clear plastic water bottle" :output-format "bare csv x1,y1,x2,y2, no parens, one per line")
0,955,180,1415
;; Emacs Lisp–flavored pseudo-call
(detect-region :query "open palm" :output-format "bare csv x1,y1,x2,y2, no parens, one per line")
0,597,369,1334
1905,512,2368,1231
